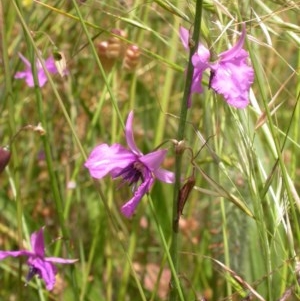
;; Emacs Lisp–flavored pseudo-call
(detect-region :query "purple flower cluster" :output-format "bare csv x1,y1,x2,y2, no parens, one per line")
180,24,254,108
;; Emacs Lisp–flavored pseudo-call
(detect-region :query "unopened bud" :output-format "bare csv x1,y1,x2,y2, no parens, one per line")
97,41,115,72
177,173,195,220
106,29,127,59
175,140,186,154
0,147,11,173
97,41,109,56
53,51,67,77
33,123,46,136
122,45,140,72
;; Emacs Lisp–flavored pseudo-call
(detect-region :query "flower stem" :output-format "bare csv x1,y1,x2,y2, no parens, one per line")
169,1,203,300
1,1,24,298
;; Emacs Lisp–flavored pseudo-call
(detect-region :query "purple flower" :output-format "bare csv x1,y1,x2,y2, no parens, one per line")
0,228,77,290
209,25,254,108
85,111,175,217
180,24,254,108
15,53,58,87
180,26,210,107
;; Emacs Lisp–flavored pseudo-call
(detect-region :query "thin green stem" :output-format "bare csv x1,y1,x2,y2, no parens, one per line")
170,1,203,300
32,53,80,301
220,198,232,296
154,0,182,146
1,1,24,298
11,1,80,299
149,197,185,301
79,218,101,301
11,0,86,160
248,33,300,299
33,0,184,73
117,232,137,300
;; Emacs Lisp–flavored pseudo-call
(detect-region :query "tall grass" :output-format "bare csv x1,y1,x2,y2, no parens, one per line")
0,0,300,300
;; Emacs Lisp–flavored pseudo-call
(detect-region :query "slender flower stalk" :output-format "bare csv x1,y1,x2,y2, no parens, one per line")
170,1,203,300
11,2,79,299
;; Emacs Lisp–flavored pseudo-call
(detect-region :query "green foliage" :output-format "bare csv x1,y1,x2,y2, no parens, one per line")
0,0,300,300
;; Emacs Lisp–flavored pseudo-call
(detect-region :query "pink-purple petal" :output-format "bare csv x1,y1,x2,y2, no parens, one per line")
210,52,254,108
191,70,203,94
15,53,58,87
139,149,167,171
154,168,175,183
15,70,35,87
31,228,45,257
190,50,211,98
14,71,28,79
37,69,48,87
125,111,142,156
179,23,254,109
45,257,78,264
188,66,206,106
219,23,246,61
45,57,58,74
85,143,136,179
0,250,33,260
180,26,211,106
179,26,190,50
121,176,154,217
28,257,57,291
193,44,211,64
18,52,31,68
15,53,37,87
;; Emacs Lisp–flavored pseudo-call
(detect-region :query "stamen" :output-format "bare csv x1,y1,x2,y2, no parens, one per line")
26,265,39,284
115,161,145,189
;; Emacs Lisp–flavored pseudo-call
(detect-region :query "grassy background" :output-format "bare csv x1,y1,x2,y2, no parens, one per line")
1,0,300,300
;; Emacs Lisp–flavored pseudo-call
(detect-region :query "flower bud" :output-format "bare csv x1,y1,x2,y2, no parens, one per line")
177,173,195,220
174,140,186,154
97,41,109,56
0,147,11,173
106,29,127,59
122,45,140,72
53,51,67,77
97,41,115,72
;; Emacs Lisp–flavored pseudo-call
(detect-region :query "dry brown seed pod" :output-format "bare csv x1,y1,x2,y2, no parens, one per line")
123,45,140,72
106,29,127,59
0,147,11,173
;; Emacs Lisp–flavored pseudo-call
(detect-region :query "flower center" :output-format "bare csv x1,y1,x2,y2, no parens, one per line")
26,265,39,284
115,161,145,189
208,70,215,89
